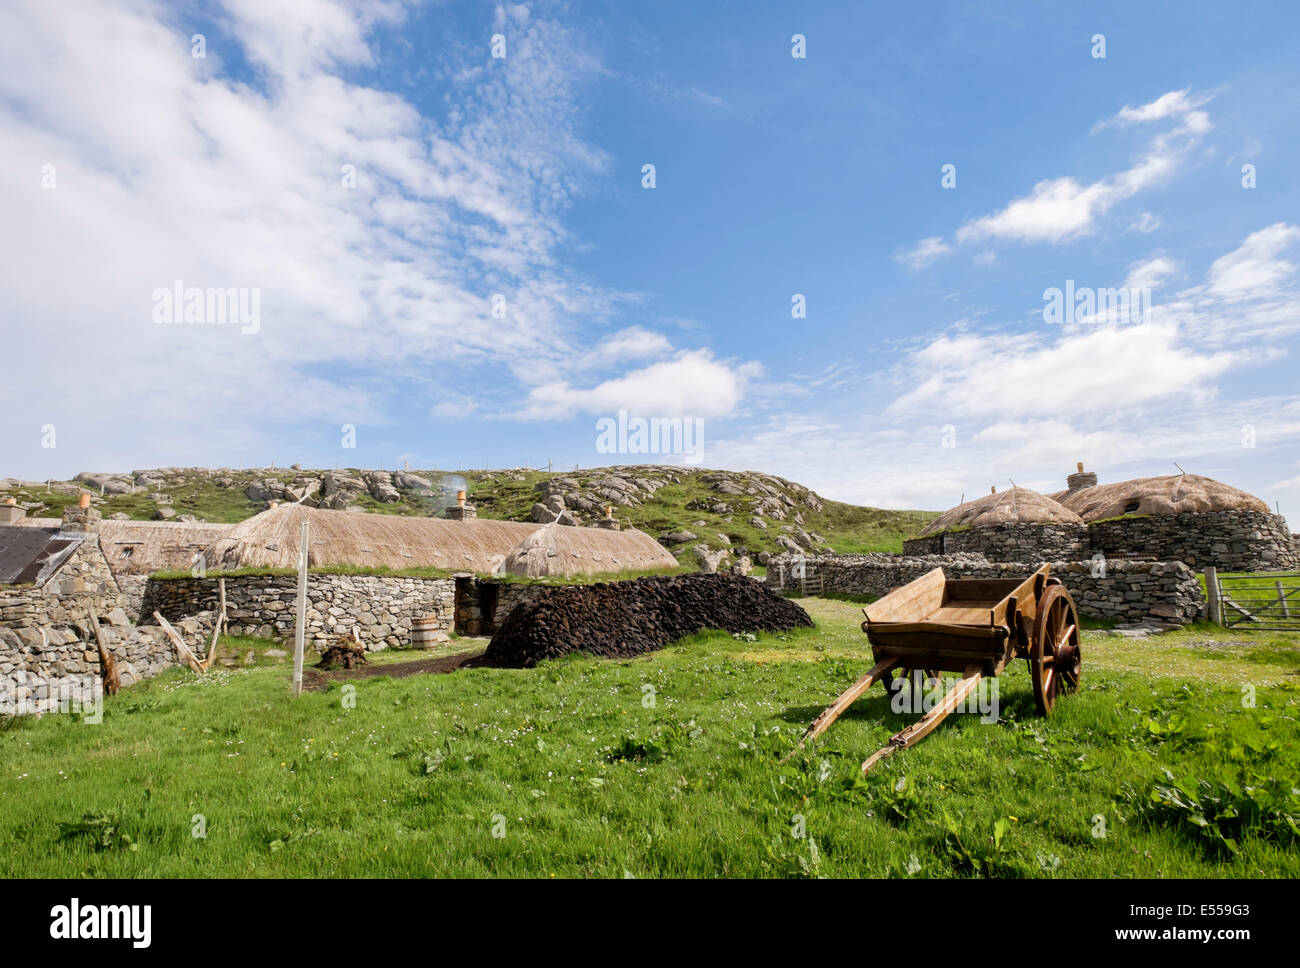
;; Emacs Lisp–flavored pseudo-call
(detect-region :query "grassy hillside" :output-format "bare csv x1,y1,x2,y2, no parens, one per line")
1,465,937,563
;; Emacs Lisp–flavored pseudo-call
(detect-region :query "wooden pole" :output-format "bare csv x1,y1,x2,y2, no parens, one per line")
203,577,227,671
1204,566,1221,625
89,610,121,696
785,657,898,759
218,576,228,636
154,612,205,674
292,520,309,697
861,664,983,775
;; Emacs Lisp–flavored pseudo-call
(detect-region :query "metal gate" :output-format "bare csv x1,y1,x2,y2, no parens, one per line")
1210,570,1300,631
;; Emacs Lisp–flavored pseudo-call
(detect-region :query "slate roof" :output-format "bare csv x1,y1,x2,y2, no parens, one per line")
0,525,84,585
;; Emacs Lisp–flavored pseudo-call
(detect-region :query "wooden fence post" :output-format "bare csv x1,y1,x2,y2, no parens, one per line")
292,520,309,697
1204,566,1221,625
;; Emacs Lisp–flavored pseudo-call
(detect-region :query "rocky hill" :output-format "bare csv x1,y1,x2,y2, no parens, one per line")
0,465,935,569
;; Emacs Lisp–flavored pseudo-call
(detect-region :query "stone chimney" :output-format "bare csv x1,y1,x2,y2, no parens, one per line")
61,492,101,533
0,497,26,525
1066,461,1098,494
597,505,620,530
445,489,477,521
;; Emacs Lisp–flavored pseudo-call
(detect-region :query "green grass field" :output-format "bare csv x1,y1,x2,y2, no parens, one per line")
1,599,1297,878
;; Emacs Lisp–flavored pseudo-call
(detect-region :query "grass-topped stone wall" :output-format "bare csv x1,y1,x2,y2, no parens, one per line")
142,573,457,650
766,554,1205,625
1087,510,1298,572
902,522,1090,562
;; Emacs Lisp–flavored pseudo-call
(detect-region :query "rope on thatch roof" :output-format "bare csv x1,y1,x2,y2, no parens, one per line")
202,504,677,577
1057,473,1269,521
919,486,1082,537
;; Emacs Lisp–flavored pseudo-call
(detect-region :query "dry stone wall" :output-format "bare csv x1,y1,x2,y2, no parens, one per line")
116,575,149,622
0,610,214,716
769,552,989,597
453,578,546,636
903,510,1295,572
1086,510,1297,571
766,553,1204,625
903,523,1090,562
141,573,456,650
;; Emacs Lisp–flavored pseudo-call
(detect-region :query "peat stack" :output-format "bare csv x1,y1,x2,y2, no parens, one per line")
316,638,367,670
484,573,813,668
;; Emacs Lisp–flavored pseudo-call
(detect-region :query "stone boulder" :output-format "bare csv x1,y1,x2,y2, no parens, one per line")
321,472,366,497
393,471,433,491
662,531,698,545
693,545,730,573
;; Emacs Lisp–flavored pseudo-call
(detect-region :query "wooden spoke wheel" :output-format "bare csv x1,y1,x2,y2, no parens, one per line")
1029,584,1081,716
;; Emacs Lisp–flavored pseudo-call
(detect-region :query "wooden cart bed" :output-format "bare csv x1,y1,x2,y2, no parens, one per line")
861,566,1048,676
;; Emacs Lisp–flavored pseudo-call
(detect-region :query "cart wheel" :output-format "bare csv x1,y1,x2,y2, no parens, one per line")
1029,584,1081,715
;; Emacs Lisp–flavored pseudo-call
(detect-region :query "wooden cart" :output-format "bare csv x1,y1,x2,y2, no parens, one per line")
792,564,1081,773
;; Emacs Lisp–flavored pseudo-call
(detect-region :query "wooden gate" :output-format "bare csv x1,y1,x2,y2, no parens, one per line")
777,558,824,597
1208,569,1300,631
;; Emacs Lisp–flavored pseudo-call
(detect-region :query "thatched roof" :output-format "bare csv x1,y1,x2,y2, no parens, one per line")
13,517,235,578
919,487,1083,537
503,523,677,577
1058,474,1269,521
202,504,677,577
99,520,234,575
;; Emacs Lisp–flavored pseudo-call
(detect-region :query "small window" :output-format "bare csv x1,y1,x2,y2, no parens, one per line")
1123,500,1141,514
119,547,134,559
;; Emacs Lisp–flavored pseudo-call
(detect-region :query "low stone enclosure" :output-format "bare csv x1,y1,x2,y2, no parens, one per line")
1085,510,1297,571
141,572,545,650
0,610,217,717
904,508,1297,574
0,536,223,715
765,552,1205,626
902,523,1090,563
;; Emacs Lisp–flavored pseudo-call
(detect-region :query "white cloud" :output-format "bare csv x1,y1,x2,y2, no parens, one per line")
0,0,631,472
578,327,675,370
904,89,1212,256
430,395,478,420
1207,223,1300,302
956,175,1120,245
1111,88,1213,125
1124,256,1179,291
520,351,762,420
887,323,1240,419
1130,211,1161,233
895,236,952,270
1270,462,1300,495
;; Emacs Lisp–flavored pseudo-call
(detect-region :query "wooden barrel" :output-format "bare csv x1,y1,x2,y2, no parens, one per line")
411,616,442,649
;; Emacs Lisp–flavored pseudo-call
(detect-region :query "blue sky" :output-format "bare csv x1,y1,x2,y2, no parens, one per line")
1,0,1298,513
